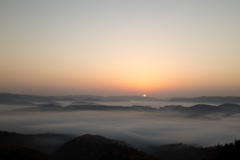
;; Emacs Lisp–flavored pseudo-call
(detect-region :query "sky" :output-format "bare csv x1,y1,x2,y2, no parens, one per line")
0,0,240,97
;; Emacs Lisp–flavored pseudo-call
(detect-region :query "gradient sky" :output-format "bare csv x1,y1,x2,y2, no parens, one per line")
1,0,240,97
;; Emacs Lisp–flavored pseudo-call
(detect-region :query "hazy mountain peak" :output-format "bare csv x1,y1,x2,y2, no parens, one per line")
66,134,115,146
52,134,160,160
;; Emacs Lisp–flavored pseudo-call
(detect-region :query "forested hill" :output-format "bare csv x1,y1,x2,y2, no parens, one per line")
0,130,240,160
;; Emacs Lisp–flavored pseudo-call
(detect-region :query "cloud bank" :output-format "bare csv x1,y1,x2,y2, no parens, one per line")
1,108,240,148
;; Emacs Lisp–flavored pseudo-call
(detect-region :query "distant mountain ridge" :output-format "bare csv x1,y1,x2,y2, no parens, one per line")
2,93,240,118
170,96,240,103
160,103,240,118
1,93,240,105
14,103,240,118
0,93,159,106
1,93,240,104
0,93,58,105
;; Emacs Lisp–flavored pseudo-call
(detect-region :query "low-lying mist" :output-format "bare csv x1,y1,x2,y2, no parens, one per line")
1,108,240,148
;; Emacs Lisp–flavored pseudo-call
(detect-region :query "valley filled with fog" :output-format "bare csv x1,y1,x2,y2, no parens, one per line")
1,94,240,148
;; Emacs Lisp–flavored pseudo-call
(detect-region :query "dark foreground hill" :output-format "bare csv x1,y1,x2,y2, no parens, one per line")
0,131,159,160
0,130,240,160
0,145,51,160
51,134,160,160
145,141,240,160
0,131,73,153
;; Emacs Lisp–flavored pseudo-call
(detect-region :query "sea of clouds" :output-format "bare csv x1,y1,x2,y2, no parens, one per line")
1,104,240,148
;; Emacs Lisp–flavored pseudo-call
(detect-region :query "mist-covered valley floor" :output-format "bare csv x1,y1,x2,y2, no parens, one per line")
2,109,240,148
1,93,240,159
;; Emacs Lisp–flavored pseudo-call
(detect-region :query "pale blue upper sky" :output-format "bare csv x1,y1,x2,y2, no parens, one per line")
1,0,240,97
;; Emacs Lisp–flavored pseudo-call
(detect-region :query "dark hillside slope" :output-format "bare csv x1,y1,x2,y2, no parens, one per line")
145,140,240,160
52,134,160,160
0,145,50,160
0,131,73,153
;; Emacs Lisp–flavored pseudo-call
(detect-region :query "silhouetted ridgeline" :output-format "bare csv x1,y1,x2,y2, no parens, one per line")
0,131,73,153
1,93,240,105
0,93,158,106
17,104,158,112
52,134,159,160
14,103,240,118
145,140,240,160
0,146,51,160
0,93,58,105
170,96,240,103
160,103,240,118
0,131,159,160
0,131,240,160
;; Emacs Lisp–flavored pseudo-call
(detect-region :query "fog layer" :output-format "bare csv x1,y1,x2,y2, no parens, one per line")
1,107,240,147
